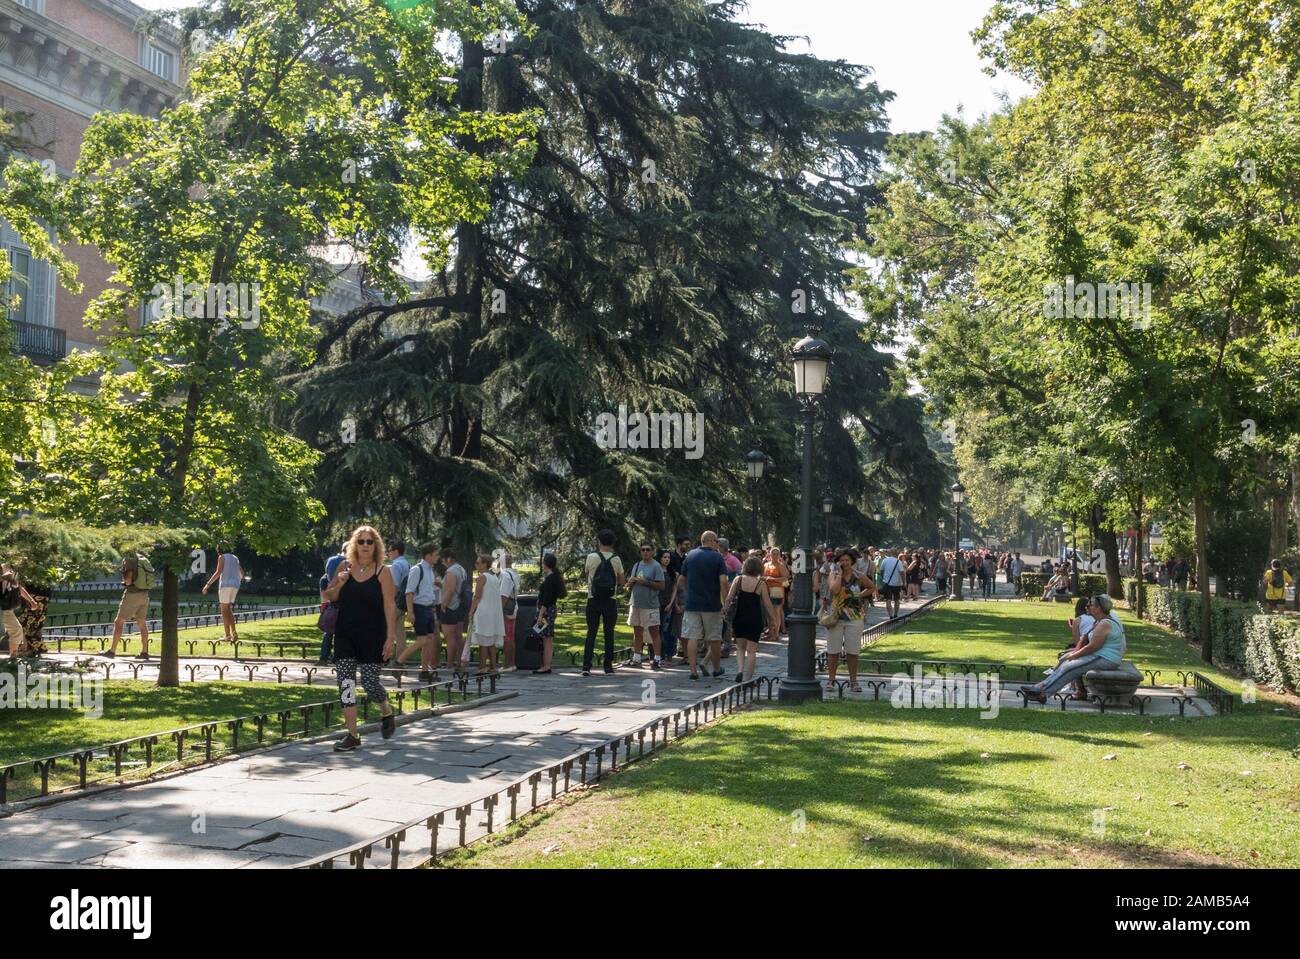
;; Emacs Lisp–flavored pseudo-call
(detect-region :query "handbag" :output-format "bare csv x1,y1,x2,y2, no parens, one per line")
817,601,841,628
316,603,339,633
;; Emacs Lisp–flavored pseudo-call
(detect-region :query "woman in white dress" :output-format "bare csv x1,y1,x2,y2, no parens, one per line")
469,554,505,674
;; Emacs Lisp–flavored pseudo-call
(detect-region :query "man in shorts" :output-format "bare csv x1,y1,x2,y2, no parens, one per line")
877,547,905,619
677,530,728,680
399,543,441,681
106,552,152,659
626,542,665,669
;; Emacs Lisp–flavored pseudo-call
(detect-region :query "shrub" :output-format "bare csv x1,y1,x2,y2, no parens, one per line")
1122,578,1298,692
1018,572,1109,599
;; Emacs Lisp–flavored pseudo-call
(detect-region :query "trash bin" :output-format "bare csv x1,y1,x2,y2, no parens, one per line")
513,594,541,670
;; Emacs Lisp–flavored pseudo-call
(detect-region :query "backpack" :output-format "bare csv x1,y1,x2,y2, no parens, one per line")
456,565,473,611
1271,569,1286,590
501,568,519,616
556,573,568,600
134,553,156,590
590,552,616,600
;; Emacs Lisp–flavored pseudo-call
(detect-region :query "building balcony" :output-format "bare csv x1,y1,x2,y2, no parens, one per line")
8,318,65,361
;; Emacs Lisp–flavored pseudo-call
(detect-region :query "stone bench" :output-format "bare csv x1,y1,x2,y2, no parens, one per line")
1084,661,1142,701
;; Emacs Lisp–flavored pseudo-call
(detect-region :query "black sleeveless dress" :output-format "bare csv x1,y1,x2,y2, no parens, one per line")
732,579,765,642
334,572,387,663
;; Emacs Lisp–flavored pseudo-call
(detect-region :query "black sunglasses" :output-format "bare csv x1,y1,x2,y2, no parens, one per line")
356,538,375,546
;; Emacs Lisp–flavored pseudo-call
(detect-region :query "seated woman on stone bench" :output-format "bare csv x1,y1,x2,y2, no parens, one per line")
1039,566,1069,601
1022,594,1126,704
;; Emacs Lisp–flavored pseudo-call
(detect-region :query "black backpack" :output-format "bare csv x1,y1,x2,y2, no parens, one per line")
590,552,616,600
1271,569,1286,590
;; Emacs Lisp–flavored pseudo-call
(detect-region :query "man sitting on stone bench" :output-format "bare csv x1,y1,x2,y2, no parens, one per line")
1022,594,1126,704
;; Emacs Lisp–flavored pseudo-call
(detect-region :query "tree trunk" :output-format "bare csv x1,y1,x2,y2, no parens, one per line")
1194,494,1212,662
1292,459,1300,610
1134,493,1145,618
158,566,179,687
1092,514,1122,597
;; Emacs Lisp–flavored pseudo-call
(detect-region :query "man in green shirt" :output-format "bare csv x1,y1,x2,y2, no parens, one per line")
106,553,152,659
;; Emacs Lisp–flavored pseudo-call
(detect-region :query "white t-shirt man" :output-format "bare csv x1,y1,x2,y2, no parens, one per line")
499,566,520,620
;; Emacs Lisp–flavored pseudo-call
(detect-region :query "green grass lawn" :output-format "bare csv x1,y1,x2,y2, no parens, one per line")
52,611,638,663
443,697,1300,869
442,600,1300,869
0,679,339,801
866,599,1244,691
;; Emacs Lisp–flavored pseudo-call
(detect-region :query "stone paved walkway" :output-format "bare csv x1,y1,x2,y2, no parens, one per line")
0,590,1211,868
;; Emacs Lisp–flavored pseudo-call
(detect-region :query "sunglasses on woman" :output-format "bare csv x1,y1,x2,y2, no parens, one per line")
356,538,375,546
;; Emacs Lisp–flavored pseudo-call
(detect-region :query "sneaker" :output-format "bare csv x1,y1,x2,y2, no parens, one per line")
652,659,661,671
582,669,592,677
690,672,700,681
711,669,724,678
630,659,644,668
603,665,615,674
101,650,116,659
381,714,396,739
333,733,362,752
139,653,151,661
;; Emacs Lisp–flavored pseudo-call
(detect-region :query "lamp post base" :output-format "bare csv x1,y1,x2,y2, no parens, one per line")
779,611,823,704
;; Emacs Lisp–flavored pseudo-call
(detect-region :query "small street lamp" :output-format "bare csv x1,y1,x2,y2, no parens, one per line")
950,481,966,601
745,449,766,549
822,496,833,545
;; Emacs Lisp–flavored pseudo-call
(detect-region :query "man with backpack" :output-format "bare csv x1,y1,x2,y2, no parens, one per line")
582,529,625,676
397,543,441,681
498,552,521,671
106,550,155,659
877,548,905,619
439,549,473,668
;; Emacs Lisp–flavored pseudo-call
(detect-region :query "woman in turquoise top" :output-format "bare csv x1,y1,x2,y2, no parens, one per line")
1022,594,1126,703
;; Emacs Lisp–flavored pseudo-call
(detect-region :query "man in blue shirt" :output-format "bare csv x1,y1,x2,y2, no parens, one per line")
676,530,729,681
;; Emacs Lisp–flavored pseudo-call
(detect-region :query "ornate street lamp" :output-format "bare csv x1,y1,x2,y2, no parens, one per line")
745,449,766,549
938,517,946,550
781,335,832,704
822,496,833,545
950,481,966,601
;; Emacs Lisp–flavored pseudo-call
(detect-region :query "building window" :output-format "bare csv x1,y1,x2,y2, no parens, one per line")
15,0,45,13
141,40,177,82
6,249,32,324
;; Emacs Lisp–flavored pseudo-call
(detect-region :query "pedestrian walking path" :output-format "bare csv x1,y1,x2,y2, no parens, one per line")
1,590,1213,868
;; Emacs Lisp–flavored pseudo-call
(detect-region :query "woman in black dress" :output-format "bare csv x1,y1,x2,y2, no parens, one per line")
322,526,397,751
726,556,775,684
532,553,565,675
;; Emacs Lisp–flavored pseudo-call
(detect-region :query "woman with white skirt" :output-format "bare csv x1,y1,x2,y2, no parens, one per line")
469,554,505,674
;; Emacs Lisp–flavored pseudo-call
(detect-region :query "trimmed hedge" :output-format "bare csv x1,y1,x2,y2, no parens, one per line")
1122,578,1300,691
1018,572,1110,599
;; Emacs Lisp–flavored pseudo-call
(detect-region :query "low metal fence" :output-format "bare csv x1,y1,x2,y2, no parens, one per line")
42,604,320,647
0,676,497,806
294,677,767,869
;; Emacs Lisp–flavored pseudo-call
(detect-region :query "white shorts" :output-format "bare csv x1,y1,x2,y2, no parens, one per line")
627,606,660,628
681,610,723,644
824,618,863,657
218,587,239,605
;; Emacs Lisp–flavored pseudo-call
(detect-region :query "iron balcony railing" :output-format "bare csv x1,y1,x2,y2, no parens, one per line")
8,319,67,361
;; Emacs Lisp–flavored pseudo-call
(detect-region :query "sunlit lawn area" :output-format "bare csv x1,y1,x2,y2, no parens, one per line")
0,679,337,801
866,598,1243,691
441,600,1299,869
63,611,637,663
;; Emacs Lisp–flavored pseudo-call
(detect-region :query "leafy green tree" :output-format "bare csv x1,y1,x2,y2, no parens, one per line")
26,0,533,686
295,0,943,558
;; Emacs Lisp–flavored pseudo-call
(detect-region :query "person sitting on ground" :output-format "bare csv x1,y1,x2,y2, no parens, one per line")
1263,558,1292,613
1022,594,1126,703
